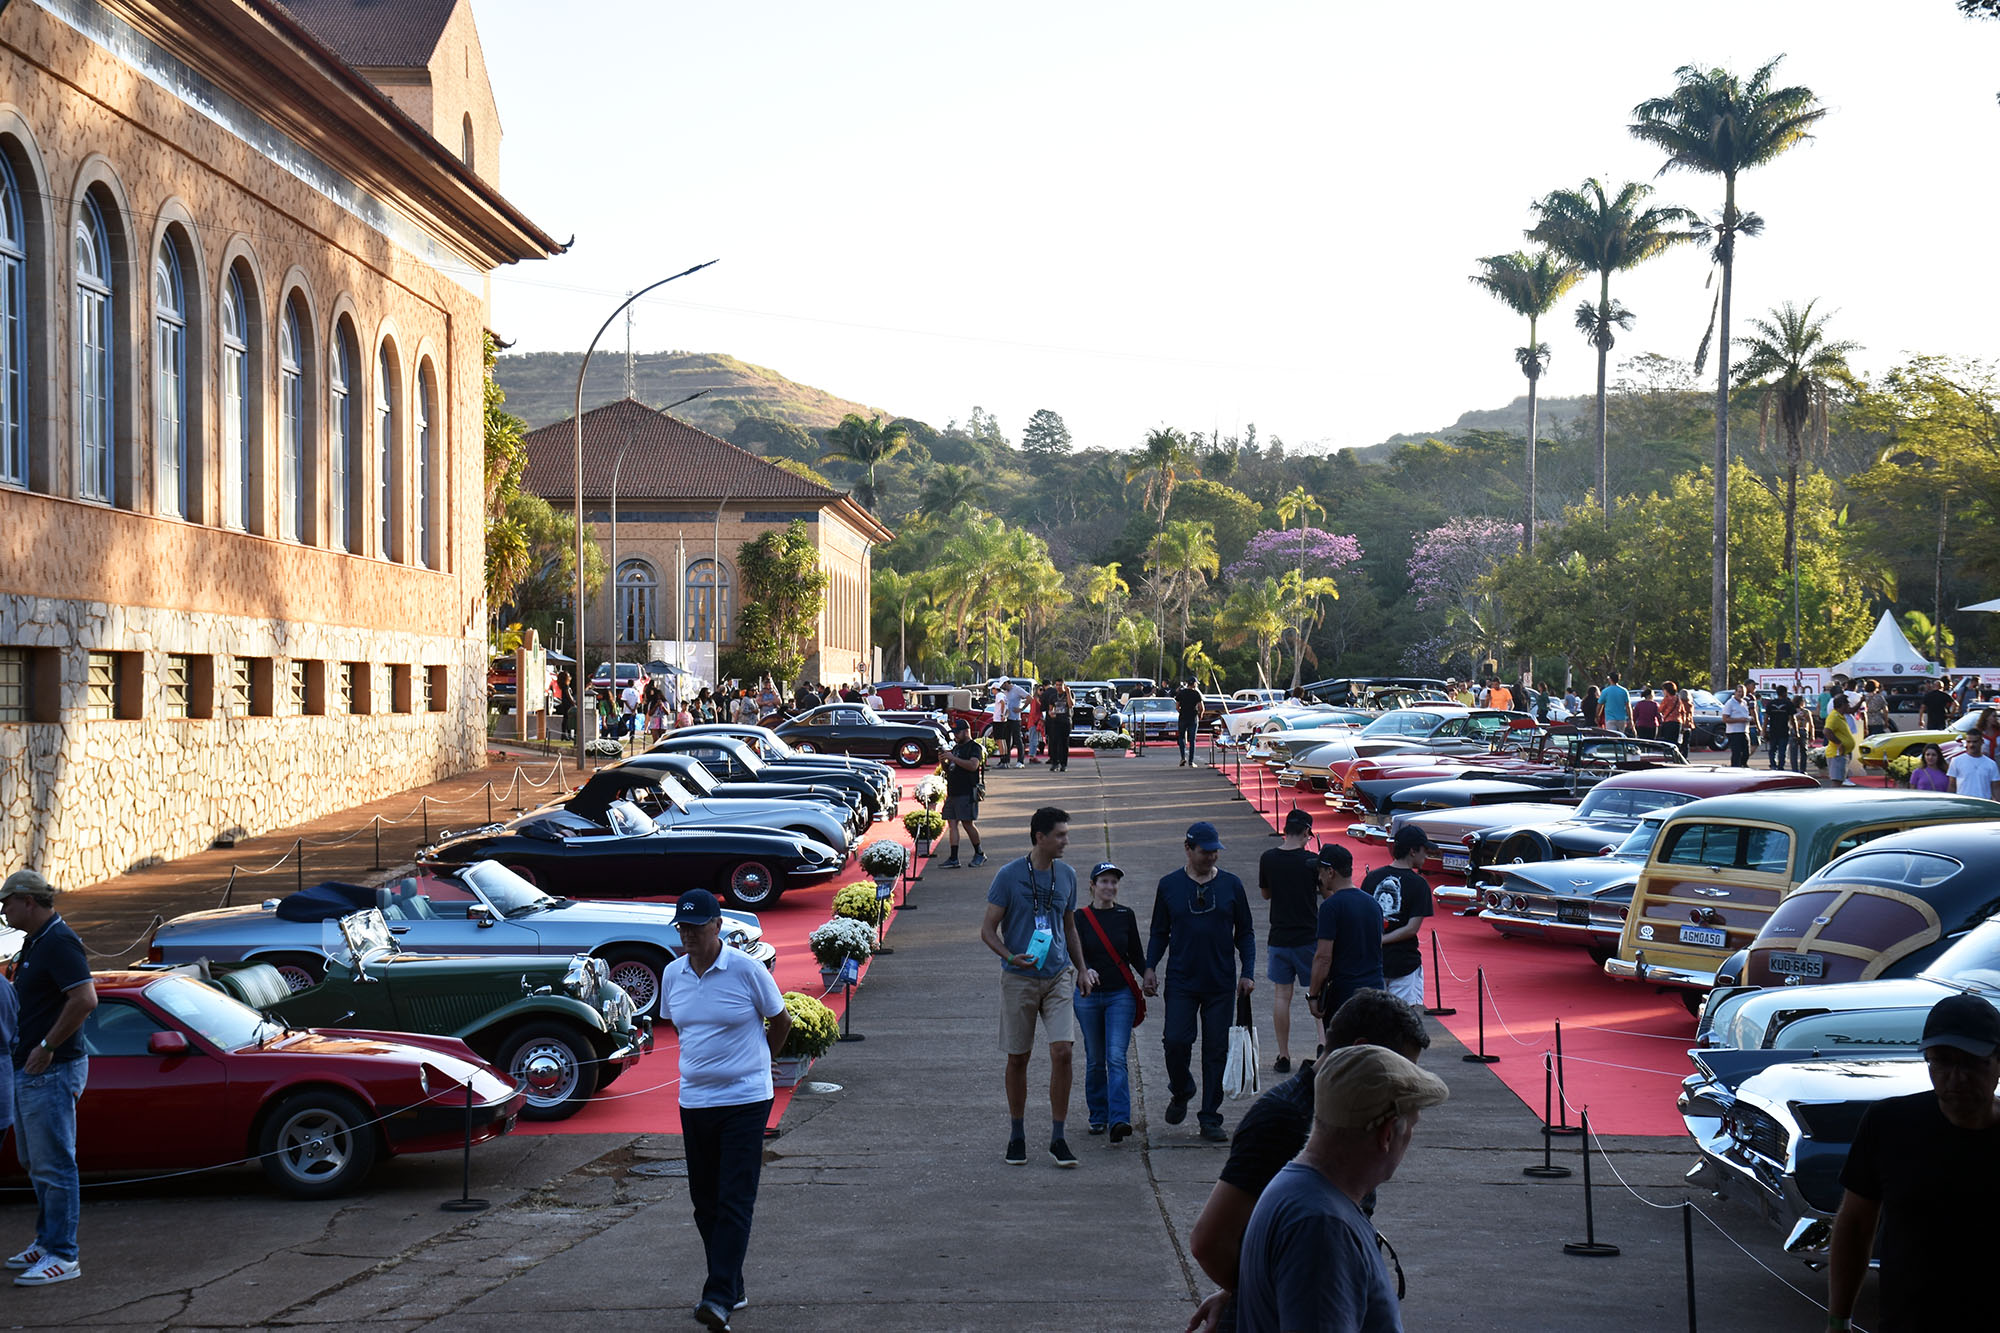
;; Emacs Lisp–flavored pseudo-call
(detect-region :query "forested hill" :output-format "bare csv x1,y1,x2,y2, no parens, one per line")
1347,393,1593,463
493,350,892,436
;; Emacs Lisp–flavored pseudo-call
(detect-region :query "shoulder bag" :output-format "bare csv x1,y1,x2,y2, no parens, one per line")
1080,907,1146,1026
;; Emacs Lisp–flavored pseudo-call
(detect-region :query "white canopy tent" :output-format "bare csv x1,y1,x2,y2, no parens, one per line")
1961,597,2000,613
1827,610,1940,680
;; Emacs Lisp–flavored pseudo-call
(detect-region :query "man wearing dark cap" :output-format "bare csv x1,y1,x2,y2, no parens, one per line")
939,716,987,869
1827,993,2000,1332
1366,826,1434,1008
2,869,95,1287
1307,843,1384,1032
1259,808,1320,1074
1235,1043,1450,1333
1145,822,1255,1142
659,888,792,1331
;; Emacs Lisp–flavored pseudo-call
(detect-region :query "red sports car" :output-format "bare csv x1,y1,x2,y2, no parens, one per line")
6,970,523,1199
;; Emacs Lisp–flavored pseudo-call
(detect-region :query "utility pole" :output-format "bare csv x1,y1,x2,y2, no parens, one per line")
623,294,635,402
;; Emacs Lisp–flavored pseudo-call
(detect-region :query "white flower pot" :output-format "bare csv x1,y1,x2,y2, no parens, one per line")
772,1054,815,1088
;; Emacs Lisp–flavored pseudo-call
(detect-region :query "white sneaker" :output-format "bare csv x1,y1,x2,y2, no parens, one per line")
13,1255,79,1286
5,1244,43,1270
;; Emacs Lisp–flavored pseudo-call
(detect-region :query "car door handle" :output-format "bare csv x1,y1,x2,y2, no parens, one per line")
389,926,410,935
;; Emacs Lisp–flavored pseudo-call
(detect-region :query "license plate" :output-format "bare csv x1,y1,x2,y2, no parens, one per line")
1557,902,1591,926
1768,952,1824,979
1679,925,1727,948
1441,852,1470,872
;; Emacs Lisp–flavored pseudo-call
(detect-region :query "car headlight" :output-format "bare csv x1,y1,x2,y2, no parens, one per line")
563,955,608,1000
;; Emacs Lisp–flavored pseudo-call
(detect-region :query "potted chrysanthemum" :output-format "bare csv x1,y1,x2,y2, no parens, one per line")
809,916,876,992
771,990,841,1086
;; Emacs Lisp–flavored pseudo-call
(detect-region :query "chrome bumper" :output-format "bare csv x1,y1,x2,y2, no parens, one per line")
1479,909,1619,948
1604,954,1717,990
1434,883,1479,906
1678,1085,1827,1249
1346,822,1389,842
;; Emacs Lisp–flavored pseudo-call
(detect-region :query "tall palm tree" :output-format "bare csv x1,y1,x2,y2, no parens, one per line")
1469,250,1583,553
820,413,911,511
1274,486,1324,685
1125,427,1192,677
1529,179,1702,517
872,567,927,679
1631,57,1827,686
1733,300,1858,671
1080,562,1130,640
1217,579,1288,686
916,463,980,519
1146,519,1219,662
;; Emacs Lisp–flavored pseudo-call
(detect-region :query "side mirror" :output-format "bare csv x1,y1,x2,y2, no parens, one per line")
468,904,495,928
148,1030,191,1057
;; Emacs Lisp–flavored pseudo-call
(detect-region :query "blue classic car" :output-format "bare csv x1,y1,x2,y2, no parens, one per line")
147,859,776,1017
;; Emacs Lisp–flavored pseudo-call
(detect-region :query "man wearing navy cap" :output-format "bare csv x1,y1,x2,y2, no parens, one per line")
1828,993,2000,1331
1145,821,1255,1142
660,889,791,1331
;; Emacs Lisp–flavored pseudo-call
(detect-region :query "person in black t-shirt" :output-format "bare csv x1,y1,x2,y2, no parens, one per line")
1185,990,1430,1333
1828,993,2000,1332
1174,680,1204,766
1763,686,1798,771
1075,861,1147,1141
1364,826,1434,1008
1921,683,1954,732
938,717,987,869
1258,808,1320,1074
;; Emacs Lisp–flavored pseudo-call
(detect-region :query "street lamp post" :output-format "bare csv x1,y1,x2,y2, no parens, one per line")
571,262,716,767
607,390,710,738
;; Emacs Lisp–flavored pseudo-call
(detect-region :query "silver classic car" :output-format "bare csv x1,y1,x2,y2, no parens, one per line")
146,859,775,1017
1468,813,1669,958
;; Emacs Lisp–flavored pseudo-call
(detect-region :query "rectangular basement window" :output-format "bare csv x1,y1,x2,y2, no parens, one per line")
232,656,275,717
86,651,142,721
343,662,371,715
390,664,412,714
0,647,59,723
425,665,447,712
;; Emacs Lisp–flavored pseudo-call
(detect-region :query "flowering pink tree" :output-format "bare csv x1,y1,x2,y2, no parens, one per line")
1405,518,1522,671
1226,528,1363,685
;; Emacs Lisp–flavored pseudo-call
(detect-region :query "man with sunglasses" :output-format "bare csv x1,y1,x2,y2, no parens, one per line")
1145,821,1255,1143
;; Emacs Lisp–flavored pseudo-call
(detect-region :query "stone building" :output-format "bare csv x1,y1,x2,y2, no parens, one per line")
518,399,892,688
0,0,557,887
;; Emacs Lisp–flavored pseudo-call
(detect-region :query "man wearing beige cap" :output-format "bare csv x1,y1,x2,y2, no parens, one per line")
1235,1044,1448,1333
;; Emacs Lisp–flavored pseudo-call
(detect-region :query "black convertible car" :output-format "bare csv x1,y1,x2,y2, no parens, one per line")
646,734,892,820
774,703,945,768
638,753,867,835
419,804,844,907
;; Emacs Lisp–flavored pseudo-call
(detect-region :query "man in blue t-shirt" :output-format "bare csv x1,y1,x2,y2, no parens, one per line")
1307,843,1385,1029
1598,672,1631,734
1145,821,1255,1142
978,806,1091,1168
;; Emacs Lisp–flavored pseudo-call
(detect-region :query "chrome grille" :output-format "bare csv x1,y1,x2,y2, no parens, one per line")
1731,1105,1791,1166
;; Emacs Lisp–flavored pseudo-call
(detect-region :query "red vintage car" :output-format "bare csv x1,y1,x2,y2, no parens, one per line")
5,970,523,1199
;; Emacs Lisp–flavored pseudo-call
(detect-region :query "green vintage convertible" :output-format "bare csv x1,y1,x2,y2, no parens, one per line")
224,910,651,1121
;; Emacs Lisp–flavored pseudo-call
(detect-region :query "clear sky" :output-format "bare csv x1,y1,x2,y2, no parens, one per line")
475,1,1997,453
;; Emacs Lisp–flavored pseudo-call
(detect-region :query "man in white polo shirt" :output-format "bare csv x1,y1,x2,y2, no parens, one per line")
661,889,791,1332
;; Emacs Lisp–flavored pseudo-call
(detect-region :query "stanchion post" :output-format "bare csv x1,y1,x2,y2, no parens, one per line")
371,816,383,871
222,866,237,908
422,797,430,844
1424,933,1456,1016
1561,1108,1620,1257
1682,1199,1697,1331
440,1079,490,1212
838,979,865,1042
295,838,303,894
486,782,492,825
1461,967,1500,1063
1548,1020,1580,1135
1523,1053,1572,1179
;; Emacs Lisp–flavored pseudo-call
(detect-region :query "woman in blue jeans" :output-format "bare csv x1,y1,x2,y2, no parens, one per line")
1074,862,1147,1143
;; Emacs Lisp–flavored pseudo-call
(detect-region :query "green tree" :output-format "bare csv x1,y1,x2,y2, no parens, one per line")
1470,249,1583,552
730,415,816,460
1146,519,1220,663
1731,299,1860,665
820,413,911,511
1528,179,1702,516
1086,614,1159,680
917,463,981,519
1216,578,1288,686
872,567,928,678
482,333,532,631
1125,426,1193,676
736,520,829,682
1631,56,1827,686
1020,408,1073,457
1275,486,1324,685
1080,562,1130,640
499,491,605,652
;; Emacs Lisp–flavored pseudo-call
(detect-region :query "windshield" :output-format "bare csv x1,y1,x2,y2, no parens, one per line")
1360,710,1447,738
334,909,398,966
1612,817,1667,860
674,761,719,794
608,799,660,834
1927,919,2000,992
146,974,275,1048
461,860,555,915
1576,786,1696,819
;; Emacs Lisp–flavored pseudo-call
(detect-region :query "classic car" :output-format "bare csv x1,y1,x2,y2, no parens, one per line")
0,969,524,1198
1277,708,1534,790
1474,812,1671,960
1684,688,1735,752
1300,676,1451,707
875,686,982,736
1066,682,1123,732
421,802,844,908
562,763,854,852
656,727,898,815
638,751,866,834
235,909,650,1120
1123,695,1181,742
1854,709,1983,772
1606,789,2000,1008
1679,1048,1930,1254
774,702,946,767
1435,767,1819,898
149,859,777,1018
1364,777,1590,845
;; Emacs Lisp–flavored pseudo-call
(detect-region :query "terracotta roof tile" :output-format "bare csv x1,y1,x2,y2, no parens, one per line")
520,398,849,504
273,0,456,69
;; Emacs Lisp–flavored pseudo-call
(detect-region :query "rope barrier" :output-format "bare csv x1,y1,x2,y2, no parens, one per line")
83,915,163,960
1461,970,1545,1050
1551,1050,1690,1080
1430,933,1478,985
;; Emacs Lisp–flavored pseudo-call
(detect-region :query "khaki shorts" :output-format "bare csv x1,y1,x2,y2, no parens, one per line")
999,967,1076,1054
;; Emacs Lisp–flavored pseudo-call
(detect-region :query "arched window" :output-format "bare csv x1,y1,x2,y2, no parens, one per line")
329,324,354,552
278,300,303,540
376,343,397,559
74,194,113,502
154,236,188,517
221,270,250,528
616,559,657,645
461,114,475,170
685,558,732,643
415,363,434,568
0,153,25,488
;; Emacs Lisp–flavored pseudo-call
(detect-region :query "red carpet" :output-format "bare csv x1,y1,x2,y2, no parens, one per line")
1220,750,1695,1136
518,773,932,1138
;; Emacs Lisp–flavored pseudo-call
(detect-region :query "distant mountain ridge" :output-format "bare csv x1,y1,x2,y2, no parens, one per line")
1343,393,1592,462
492,351,893,436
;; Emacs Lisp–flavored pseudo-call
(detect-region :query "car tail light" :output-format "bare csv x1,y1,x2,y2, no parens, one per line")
1461,833,1478,848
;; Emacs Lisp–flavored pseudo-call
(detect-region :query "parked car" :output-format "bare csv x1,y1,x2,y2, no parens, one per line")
1605,789,2000,1008
640,752,865,834
422,802,843,908
587,662,649,700
647,732,895,819
148,860,777,1018
1066,682,1122,732
0,969,525,1198
1300,676,1450,707
775,702,945,768
221,910,649,1121
1854,709,1984,772
562,764,853,853
1475,813,1672,962
669,724,898,802
1123,695,1181,742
